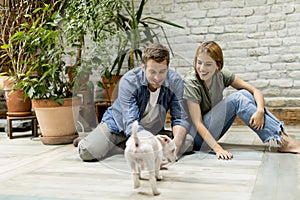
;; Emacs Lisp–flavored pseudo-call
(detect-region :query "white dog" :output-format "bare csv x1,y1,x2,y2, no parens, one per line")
124,121,177,195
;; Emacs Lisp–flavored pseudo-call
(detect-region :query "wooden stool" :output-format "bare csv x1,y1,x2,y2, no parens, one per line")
6,115,38,139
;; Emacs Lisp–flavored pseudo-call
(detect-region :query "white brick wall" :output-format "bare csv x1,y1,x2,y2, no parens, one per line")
143,0,300,106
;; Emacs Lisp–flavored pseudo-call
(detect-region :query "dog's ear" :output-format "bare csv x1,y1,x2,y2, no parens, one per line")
163,136,169,143
157,135,171,144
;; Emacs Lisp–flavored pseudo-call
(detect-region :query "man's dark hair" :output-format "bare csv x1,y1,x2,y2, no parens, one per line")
142,43,170,66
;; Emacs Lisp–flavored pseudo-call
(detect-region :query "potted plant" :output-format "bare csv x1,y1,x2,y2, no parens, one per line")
95,0,184,103
0,0,48,116
63,0,123,75
63,0,123,74
15,1,82,145
62,0,124,129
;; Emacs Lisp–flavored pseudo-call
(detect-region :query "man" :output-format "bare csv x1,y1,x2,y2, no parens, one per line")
76,43,192,161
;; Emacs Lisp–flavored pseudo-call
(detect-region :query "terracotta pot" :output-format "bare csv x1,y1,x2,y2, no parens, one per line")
32,97,81,145
102,75,122,103
3,79,32,117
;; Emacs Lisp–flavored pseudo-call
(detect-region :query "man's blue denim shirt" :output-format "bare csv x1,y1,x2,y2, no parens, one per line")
102,67,189,137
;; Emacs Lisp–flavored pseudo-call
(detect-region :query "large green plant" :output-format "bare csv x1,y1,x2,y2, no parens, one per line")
62,0,124,99
116,0,183,69
0,0,56,79
97,0,184,84
14,2,72,104
63,0,123,66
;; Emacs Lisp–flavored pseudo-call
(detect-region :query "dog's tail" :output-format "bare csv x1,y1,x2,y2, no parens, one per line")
132,121,140,148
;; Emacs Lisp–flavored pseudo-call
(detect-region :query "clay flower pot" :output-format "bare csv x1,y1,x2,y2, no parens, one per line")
3,79,32,117
101,75,122,103
32,97,81,145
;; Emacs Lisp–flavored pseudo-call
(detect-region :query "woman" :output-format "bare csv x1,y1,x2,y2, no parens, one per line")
183,41,300,160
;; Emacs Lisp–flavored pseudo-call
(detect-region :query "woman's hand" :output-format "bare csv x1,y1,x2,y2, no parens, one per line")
249,110,264,130
213,146,233,160
231,76,265,131
215,149,233,160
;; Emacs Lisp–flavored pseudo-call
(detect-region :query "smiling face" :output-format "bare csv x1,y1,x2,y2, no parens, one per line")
142,59,168,92
195,53,218,82
193,41,224,85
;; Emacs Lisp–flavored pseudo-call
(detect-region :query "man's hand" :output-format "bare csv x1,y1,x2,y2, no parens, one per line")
172,125,187,155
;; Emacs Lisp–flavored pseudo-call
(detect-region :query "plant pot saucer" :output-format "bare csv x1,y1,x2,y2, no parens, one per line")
6,111,33,117
40,133,78,145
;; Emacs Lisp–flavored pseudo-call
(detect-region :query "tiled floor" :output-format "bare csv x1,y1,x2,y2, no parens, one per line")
0,126,299,200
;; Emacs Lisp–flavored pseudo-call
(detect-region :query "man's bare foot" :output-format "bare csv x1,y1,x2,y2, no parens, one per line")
278,133,300,154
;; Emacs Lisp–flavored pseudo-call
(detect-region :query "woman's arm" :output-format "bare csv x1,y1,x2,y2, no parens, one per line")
231,76,265,130
186,99,233,160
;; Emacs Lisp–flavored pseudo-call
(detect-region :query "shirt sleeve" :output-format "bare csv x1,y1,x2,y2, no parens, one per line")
116,73,142,136
221,70,235,87
183,72,202,104
168,71,190,131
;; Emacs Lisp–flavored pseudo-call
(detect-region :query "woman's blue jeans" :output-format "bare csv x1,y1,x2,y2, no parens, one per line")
190,89,283,151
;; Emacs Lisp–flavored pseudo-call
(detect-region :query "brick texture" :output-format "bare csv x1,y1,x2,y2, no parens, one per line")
144,0,300,109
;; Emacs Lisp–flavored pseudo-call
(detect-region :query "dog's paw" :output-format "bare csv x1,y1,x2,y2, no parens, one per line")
133,181,140,189
153,190,161,196
160,166,168,170
156,175,163,181
133,174,141,189
134,184,140,189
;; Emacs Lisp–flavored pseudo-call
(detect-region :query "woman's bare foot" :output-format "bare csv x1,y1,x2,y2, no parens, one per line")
278,133,300,154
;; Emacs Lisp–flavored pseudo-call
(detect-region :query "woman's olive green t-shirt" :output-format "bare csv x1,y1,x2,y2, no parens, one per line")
183,70,235,115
